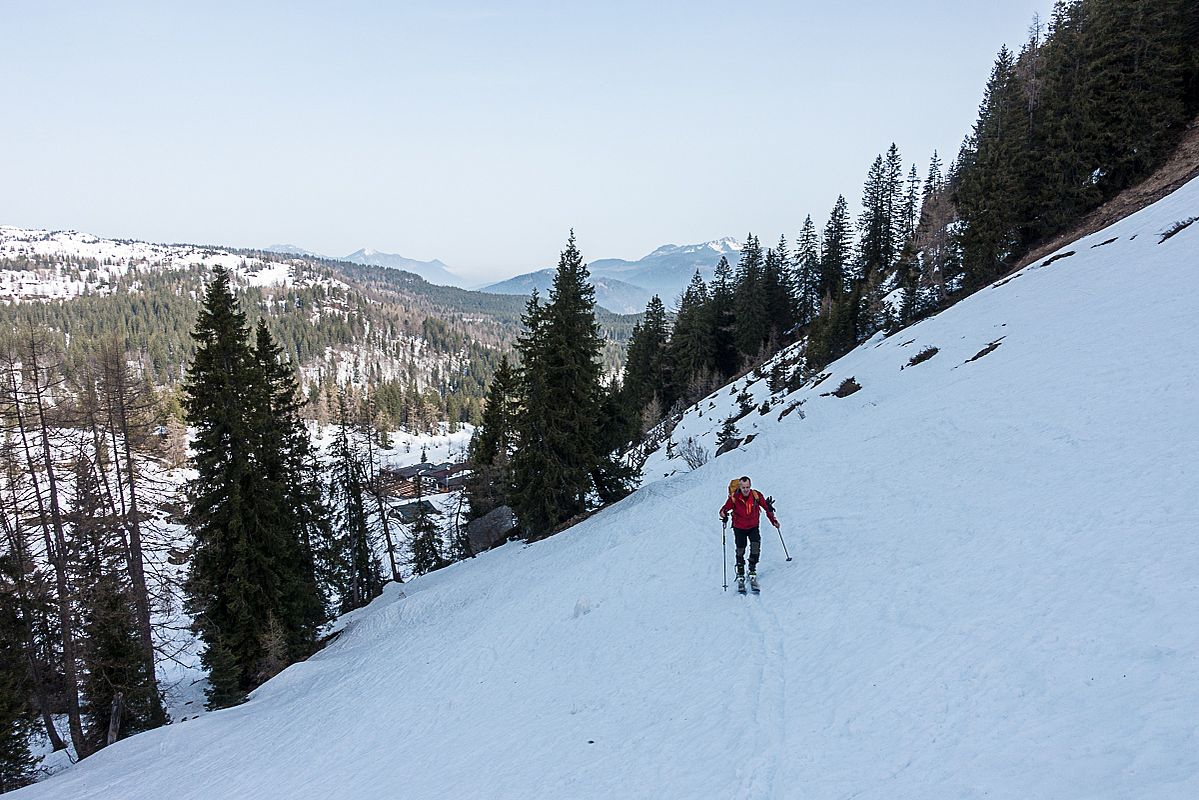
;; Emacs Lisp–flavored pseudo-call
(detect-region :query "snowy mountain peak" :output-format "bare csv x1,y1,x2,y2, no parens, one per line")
707,235,742,252
644,237,741,259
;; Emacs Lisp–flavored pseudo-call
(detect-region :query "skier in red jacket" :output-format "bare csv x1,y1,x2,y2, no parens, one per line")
719,475,779,588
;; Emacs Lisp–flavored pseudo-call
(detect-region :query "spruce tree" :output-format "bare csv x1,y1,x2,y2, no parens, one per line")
806,284,861,372
794,216,821,328
857,154,888,285
509,234,607,538
469,356,517,468
183,267,324,707
924,151,944,201
715,417,740,449
706,256,739,379
621,296,671,419
820,196,853,307
669,273,713,400
956,46,1025,291
408,480,446,576
901,163,922,247
732,234,768,360
465,355,518,520
184,265,259,707
251,320,328,658
762,236,796,344
883,143,906,270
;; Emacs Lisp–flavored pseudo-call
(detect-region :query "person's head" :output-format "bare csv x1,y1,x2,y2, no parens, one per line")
738,476,751,495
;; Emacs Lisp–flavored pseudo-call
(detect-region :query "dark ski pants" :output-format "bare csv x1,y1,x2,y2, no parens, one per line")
733,526,760,575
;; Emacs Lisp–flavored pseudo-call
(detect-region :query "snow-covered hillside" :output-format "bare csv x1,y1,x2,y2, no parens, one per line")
0,226,490,401
18,180,1199,798
0,226,306,301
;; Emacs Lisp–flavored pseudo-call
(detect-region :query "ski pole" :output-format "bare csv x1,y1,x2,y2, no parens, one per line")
776,524,793,562
722,518,728,590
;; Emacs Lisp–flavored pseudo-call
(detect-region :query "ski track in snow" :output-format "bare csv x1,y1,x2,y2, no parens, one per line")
13,178,1199,798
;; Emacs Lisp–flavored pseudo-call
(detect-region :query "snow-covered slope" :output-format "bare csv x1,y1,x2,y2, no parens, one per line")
0,226,303,301
19,181,1199,799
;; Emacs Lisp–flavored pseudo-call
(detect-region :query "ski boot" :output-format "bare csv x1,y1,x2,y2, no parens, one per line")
736,570,747,594
748,571,760,594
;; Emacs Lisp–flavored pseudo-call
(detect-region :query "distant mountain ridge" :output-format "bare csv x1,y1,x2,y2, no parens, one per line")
341,248,465,289
261,238,742,310
485,237,741,313
265,244,322,257
262,244,467,288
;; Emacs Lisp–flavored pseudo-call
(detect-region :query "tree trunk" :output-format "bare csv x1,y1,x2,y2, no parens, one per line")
363,418,400,583
372,482,400,583
20,331,91,759
105,351,164,724
106,691,125,746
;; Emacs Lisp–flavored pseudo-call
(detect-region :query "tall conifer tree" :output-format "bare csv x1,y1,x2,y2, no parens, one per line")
622,296,671,417
184,267,327,707
820,196,853,306
707,256,739,379
669,273,713,398
509,234,607,538
794,216,821,327
762,236,796,343
251,320,328,659
466,356,517,519
956,46,1024,290
733,234,767,360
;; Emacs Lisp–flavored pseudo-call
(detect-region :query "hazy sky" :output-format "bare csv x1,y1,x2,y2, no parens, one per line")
2,1,1052,283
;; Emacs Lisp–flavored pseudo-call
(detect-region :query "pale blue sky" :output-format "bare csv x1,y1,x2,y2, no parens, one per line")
2,1,1051,282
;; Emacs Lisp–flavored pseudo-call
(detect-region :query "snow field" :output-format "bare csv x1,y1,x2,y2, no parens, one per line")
16,177,1199,798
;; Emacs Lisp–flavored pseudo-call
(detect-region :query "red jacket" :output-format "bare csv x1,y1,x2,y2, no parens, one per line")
720,489,778,529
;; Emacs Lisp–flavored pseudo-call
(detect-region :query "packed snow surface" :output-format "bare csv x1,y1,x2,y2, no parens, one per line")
19,179,1199,798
